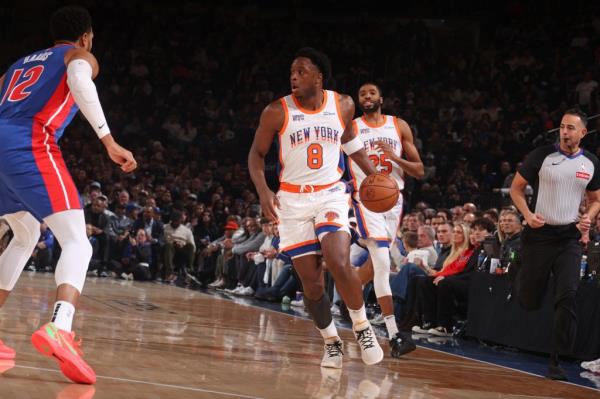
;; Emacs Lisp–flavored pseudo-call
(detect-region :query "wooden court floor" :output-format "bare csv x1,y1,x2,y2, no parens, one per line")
0,273,598,399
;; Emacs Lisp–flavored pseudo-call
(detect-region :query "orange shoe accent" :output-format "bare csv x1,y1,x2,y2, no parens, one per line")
0,359,15,374
31,322,96,384
0,339,15,360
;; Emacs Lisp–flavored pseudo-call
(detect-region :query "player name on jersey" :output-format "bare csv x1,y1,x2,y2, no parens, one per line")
23,51,53,64
288,126,340,148
362,136,398,152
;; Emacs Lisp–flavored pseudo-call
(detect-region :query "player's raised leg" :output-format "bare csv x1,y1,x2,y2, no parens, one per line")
0,211,41,359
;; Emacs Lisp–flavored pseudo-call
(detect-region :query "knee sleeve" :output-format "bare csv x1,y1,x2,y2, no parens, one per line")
367,242,392,298
44,210,92,293
0,212,41,291
304,294,333,329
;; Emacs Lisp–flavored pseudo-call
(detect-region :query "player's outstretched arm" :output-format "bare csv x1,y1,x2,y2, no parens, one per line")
64,48,137,173
339,94,377,176
248,100,284,221
375,118,424,179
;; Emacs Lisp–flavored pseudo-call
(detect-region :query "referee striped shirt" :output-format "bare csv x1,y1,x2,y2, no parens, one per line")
518,144,600,225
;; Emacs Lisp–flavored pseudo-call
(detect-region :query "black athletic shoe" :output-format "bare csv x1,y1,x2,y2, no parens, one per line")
546,363,568,381
389,332,416,358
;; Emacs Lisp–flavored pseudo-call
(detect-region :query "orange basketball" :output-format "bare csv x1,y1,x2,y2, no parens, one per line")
358,173,399,213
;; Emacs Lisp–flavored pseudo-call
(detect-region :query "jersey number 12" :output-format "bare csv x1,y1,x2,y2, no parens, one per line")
0,66,45,105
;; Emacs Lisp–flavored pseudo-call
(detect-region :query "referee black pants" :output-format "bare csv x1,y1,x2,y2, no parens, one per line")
517,224,582,356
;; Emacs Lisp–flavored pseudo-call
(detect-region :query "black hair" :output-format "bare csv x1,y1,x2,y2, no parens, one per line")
359,82,383,96
170,210,182,222
294,47,332,87
564,108,588,127
471,217,496,233
50,6,92,42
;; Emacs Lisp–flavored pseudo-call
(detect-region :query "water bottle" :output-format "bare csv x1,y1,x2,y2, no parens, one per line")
580,255,588,280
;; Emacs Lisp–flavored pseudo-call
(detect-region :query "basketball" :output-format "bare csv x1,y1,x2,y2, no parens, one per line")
359,173,399,213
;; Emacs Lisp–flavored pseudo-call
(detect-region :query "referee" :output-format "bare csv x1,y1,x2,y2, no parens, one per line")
510,109,600,380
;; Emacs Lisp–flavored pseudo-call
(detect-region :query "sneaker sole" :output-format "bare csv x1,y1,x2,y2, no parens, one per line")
0,351,15,360
320,362,343,369
31,330,96,384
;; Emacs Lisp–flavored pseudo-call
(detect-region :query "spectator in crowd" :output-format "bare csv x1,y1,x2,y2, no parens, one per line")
119,229,153,281
497,207,523,262
389,226,438,321
204,219,239,288
412,223,473,335
162,210,195,283
26,223,55,272
224,217,265,292
85,196,111,276
133,206,165,277
107,203,134,266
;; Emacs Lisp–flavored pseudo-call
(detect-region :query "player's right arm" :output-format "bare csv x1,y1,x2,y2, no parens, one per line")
248,100,284,221
64,48,137,173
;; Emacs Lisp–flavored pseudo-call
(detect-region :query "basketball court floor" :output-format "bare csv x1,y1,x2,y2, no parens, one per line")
0,273,598,398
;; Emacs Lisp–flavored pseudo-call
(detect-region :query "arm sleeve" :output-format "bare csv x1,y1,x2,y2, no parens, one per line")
66,59,111,139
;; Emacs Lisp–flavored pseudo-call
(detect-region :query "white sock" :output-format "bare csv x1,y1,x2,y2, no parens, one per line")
51,301,75,332
384,315,399,338
318,321,340,343
348,304,368,329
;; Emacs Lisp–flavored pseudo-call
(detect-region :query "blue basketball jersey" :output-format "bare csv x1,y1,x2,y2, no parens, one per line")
0,44,80,141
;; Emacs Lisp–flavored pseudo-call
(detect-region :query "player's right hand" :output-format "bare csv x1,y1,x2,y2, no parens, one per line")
526,213,545,228
259,190,280,222
106,142,137,172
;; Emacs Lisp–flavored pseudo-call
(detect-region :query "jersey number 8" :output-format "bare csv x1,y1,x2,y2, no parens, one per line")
307,143,323,169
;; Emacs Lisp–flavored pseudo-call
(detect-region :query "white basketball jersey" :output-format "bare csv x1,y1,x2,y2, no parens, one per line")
348,115,405,190
278,90,345,185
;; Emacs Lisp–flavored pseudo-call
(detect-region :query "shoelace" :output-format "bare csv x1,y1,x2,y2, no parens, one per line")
356,328,375,350
325,341,343,358
60,331,84,356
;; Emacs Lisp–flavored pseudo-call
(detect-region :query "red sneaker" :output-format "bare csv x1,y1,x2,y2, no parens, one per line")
31,322,96,384
0,339,15,360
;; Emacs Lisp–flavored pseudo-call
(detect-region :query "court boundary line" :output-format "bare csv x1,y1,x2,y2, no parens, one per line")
12,364,266,399
195,289,600,394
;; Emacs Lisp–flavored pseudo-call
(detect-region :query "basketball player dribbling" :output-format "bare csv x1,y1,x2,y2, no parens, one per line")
349,82,424,357
249,48,384,368
0,6,136,384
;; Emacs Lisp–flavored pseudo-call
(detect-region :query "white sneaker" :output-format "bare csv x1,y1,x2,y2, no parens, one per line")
240,286,255,296
290,299,304,307
321,340,343,369
225,284,242,294
581,358,600,373
353,322,384,365
411,323,433,334
208,278,223,288
369,313,385,326
428,327,452,337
